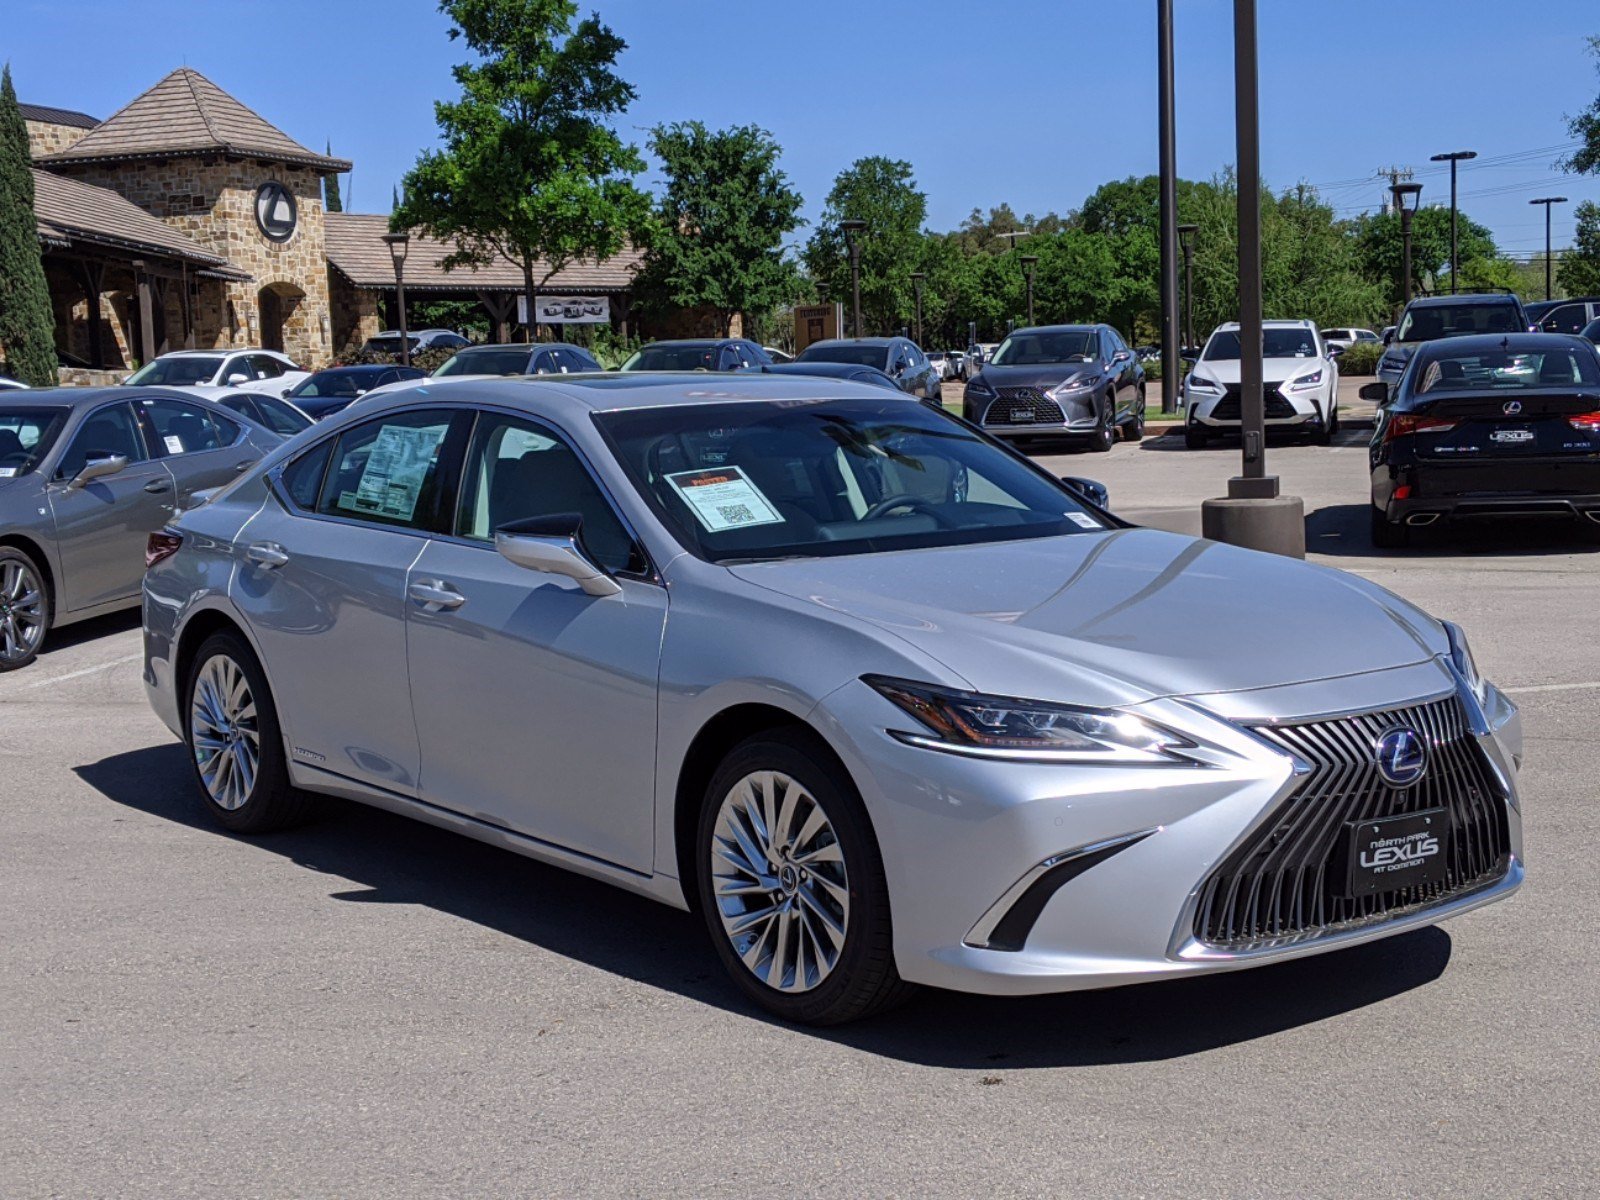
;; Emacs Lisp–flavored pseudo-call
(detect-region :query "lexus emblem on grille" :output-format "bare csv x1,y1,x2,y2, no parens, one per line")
1502,399,1523,416
1374,726,1428,788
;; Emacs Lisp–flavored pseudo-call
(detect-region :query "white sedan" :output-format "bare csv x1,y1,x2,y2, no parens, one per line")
125,349,310,397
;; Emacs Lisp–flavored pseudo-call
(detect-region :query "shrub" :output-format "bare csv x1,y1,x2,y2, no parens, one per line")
346,345,458,373
1339,342,1382,375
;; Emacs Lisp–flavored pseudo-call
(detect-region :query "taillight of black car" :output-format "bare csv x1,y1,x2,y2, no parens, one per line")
146,531,183,569
1570,411,1600,432
1384,413,1459,442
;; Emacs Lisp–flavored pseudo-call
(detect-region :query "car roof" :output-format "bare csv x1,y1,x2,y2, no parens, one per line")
805,337,898,347
1406,294,1519,308
0,385,235,410
314,364,405,375
1411,331,1590,355
1212,319,1315,330
1005,324,1098,335
640,338,739,348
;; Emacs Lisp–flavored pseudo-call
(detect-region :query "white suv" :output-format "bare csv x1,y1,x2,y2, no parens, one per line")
1183,319,1341,448
125,349,310,396
1319,327,1380,351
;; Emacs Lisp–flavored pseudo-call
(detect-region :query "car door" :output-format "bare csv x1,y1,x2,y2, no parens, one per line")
136,396,261,504
47,400,175,613
404,409,665,871
235,406,471,795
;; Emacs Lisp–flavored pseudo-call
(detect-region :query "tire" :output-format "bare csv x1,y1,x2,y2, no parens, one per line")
1315,404,1333,446
183,631,315,833
1122,392,1146,443
0,545,50,672
1370,505,1409,549
1087,397,1115,453
1184,425,1210,450
695,729,914,1026
1329,400,1342,436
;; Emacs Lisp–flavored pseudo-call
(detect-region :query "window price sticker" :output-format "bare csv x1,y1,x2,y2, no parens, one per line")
666,466,785,532
1066,511,1102,529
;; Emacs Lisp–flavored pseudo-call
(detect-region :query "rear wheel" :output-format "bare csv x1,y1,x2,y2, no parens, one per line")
1370,504,1410,549
695,730,913,1026
0,546,49,672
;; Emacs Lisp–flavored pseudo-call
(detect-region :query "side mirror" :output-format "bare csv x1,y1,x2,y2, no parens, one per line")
281,387,293,397
225,371,250,385
1326,343,1345,358
1061,476,1110,509
67,452,128,490
1113,350,1132,364
1382,331,1394,346
1359,382,1389,403
495,513,621,597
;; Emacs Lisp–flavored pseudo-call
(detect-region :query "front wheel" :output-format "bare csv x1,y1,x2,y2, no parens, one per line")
1122,392,1146,443
0,546,50,672
696,730,913,1025
1087,398,1115,453
1184,424,1210,450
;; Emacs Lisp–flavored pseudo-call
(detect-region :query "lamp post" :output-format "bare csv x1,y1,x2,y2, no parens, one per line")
1390,181,1422,308
909,271,926,345
1529,196,1568,301
1019,256,1038,326
381,231,412,366
840,219,866,338
1429,150,1475,295
1157,0,1180,413
1177,222,1198,351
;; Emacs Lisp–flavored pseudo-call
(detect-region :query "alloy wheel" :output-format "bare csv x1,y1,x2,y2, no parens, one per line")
190,654,261,810
0,559,46,666
710,770,850,993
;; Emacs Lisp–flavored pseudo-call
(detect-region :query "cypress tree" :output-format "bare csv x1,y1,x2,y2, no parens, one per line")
0,65,57,386
323,141,343,212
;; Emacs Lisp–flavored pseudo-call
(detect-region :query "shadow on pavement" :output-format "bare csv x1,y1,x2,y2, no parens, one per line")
38,608,141,658
1306,504,1600,559
79,742,1454,1067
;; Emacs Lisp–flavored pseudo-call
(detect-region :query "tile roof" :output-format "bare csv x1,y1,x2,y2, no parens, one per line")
32,169,248,277
324,212,641,293
36,68,349,173
19,103,99,129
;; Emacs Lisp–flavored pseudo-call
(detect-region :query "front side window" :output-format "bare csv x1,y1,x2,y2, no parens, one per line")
0,407,69,478
317,409,458,530
60,403,147,477
1397,303,1521,343
249,355,286,379
1539,304,1588,335
140,398,233,455
598,396,1106,564
126,356,223,386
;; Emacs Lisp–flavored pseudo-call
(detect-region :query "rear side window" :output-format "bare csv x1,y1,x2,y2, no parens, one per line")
280,439,333,509
316,409,462,530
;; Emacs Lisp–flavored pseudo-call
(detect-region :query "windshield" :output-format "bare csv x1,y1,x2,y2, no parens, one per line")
291,371,373,398
126,356,222,386
1397,303,1520,343
1204,329,1319,360
434,349,533,377
1415,347,1600,394
991,330,1095,366
0,407,69,478
597,396,1106,564
622,344,719,371
795,344,891,368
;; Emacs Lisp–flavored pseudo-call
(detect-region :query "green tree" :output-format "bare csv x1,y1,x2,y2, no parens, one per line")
323,141,343,213
0,66,56,386
1354,204,1499,309
395,0,654,326
633,122,804,336
803,157,927,335
1558,200,1600,295
1565,34,1600,176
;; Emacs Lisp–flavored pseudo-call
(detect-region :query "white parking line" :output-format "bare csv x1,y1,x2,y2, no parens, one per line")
1502,681,1600,695
5,651,144,693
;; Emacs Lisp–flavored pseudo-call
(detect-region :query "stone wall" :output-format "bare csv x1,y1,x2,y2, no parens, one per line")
328,272,382,357
24,119,92,159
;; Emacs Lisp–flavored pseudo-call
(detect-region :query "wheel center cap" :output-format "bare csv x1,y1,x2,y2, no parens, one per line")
778,864,800,895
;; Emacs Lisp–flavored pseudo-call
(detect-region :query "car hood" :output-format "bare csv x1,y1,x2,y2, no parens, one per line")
1190,358,1324,385
975,363,1102,390
730,529,1444,707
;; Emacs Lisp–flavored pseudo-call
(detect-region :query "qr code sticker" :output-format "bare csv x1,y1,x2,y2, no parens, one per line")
717,503,756,525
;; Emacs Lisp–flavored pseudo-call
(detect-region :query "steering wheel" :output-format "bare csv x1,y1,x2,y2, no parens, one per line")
862,493,952,525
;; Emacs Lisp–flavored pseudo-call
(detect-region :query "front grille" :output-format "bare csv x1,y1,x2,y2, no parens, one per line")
1194,695,1511,949
983,388,1065,426
1208,384,1296,421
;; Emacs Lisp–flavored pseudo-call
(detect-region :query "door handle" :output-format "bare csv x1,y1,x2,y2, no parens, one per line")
234,460,255,473
143,479,171,493
246,541,290,569
408,580,467,611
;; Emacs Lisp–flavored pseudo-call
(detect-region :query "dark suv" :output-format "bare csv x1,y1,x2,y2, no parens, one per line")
1376,294,1529,394
794,337,942,402
621,339,771,372
432,343,601,378
1527,298,1600,336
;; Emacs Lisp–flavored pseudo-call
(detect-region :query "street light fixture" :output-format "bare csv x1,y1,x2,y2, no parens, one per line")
1429,150,1476,295
1390,181,1423,309
909,271,926,345
1176,222,1198,351
840,219,866,338
1529,196,1568,302
381,230,412,367
1019,256,1038,326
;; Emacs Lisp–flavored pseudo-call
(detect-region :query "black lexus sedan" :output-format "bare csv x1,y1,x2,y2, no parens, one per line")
1365,332,1600,547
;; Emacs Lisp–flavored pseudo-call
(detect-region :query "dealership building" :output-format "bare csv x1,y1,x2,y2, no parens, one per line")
21,69,642,380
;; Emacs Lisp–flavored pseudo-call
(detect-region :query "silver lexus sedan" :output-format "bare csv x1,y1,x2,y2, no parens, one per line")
142,375,1524,1025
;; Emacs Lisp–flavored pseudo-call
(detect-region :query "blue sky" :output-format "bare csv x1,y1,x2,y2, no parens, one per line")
8,0,1598,258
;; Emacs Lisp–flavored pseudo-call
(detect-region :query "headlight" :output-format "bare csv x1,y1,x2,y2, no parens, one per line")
1443,621,1489,707
966,376,994,397
1050,377,1094,398
865,676,1206,765
1289,368,1323,390
1187,374,1220,392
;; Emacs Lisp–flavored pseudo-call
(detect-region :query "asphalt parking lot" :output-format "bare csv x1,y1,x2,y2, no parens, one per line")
4,430,1599,1198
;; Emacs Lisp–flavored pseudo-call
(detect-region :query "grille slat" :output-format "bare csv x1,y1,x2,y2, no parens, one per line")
982,388,1066,426
1194,695,1511,949
1208,384,1297,422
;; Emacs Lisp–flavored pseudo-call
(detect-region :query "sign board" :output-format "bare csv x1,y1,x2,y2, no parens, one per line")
792,302,844,354
518,295,611,325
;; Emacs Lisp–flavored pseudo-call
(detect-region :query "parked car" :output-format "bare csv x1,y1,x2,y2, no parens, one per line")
962,324,1145,451
1581,316,1600,345
926,351,952,381
621,339,771,372
0,387,283,670
947,350,967,380
1526,298,1600,336
763,346,795,364
965,341,1000,376
208,391,314,436
744,361,905,393
1183,319,1342,448
1376,294,1529,395
125,349,311,396
795,337,942,402
142,374,1523,1025
286,365,428,420
360,329,472,356
1320,327,1381,351
432,343,601,378
1135,344,1161,363
1364,332,1600,547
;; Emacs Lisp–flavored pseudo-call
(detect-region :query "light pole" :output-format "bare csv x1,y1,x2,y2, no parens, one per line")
1177,222,1198,351
909,271,926,345
1529,196,1568,301
1019,256,1038,326
1429,150,1475,295
1157,0,1180,413
1390,181,1422,308
381,231,411,366
840,219,866,338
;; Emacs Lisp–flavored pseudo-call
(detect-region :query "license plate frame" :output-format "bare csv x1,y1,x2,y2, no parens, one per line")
1339,808,1451,897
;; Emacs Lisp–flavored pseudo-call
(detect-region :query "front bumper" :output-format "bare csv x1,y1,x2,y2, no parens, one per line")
968,387,1099,438
813,658,1522,996
1186,382,1327,430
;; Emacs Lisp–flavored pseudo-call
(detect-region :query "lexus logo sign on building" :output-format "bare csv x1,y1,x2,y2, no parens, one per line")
254,181,298,243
